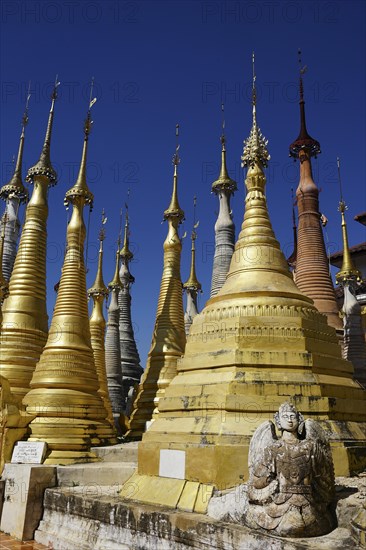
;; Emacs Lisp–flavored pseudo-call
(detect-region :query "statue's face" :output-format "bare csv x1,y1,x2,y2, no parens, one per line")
279,409,299,432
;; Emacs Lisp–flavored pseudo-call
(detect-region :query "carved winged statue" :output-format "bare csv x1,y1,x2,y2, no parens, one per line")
244,402,336,538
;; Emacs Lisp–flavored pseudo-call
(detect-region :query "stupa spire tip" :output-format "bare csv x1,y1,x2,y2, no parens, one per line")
335,157,362,285
0,83,31,202
120,203,133,261
212,104,237,192
64,77,96,207
183,196,202,291
164,124,184,222
289,51,321,159
241,53,270,168
88,209,108,298
109,245,122,289
26,76,59,186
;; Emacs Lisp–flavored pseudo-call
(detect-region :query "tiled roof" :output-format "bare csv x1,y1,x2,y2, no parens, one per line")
330,242,366,261
354,212,366,226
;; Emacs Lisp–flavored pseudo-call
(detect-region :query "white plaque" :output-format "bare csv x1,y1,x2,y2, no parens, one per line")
159,449,185,479
11,441,47,464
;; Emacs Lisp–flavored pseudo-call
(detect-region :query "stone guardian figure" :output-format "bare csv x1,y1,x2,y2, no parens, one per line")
245,402,336,537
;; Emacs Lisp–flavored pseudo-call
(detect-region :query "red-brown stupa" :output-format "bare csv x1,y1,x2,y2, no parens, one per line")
289,54,342,330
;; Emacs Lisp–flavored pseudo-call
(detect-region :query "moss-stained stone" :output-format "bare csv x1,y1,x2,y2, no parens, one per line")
34,480,364,549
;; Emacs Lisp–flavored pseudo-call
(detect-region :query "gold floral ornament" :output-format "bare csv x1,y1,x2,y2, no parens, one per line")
241,52,270,169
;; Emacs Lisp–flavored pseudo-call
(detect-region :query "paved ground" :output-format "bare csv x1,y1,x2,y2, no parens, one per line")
0,534,47,550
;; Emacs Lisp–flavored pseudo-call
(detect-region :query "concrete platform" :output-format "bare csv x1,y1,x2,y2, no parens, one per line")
56,462,136,488
91,441,138,463
28,442,365,549
34,481,363,550
56,442,138,488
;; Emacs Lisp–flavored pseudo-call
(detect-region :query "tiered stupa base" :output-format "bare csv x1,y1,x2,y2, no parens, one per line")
24,374,113,463
0,325,47,402
121,298,366,506
25,415,109,464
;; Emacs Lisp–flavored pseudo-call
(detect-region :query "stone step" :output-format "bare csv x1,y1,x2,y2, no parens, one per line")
91,441,138,463
57,462,136,488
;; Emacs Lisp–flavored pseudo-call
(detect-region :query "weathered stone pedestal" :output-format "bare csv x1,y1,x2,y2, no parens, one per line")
23,440,364,549
34,482,361,549
0,464,56,540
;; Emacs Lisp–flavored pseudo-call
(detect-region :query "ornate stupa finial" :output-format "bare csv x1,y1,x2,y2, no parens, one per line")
335,157,362,285
118,205,123,242
26,76,60,185
119,202,135,286
289,51,321,159
88,209,108,298
241,52,270,168
183,196,202,292
212,103,237,193
120,204,133,262
174,123,180,163
109,239,122,290
64,78,95,208
164,124,185,221
0,83,31,202
251,51,257,119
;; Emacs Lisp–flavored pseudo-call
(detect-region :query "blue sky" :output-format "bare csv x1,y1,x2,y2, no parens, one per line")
1,0,365,365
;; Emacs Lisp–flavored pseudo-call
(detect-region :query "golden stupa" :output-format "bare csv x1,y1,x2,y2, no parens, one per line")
127,135,186,439
183,209,201,293
334,159,365,386
0,84,58,400
336,202,362,287
23,101,111,463
87,217,117,444
122,57,366,509
183,198,202,335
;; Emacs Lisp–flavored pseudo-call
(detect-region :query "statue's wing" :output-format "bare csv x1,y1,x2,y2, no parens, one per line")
304,419,335,503
248,420,277,472
248,421,278,503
